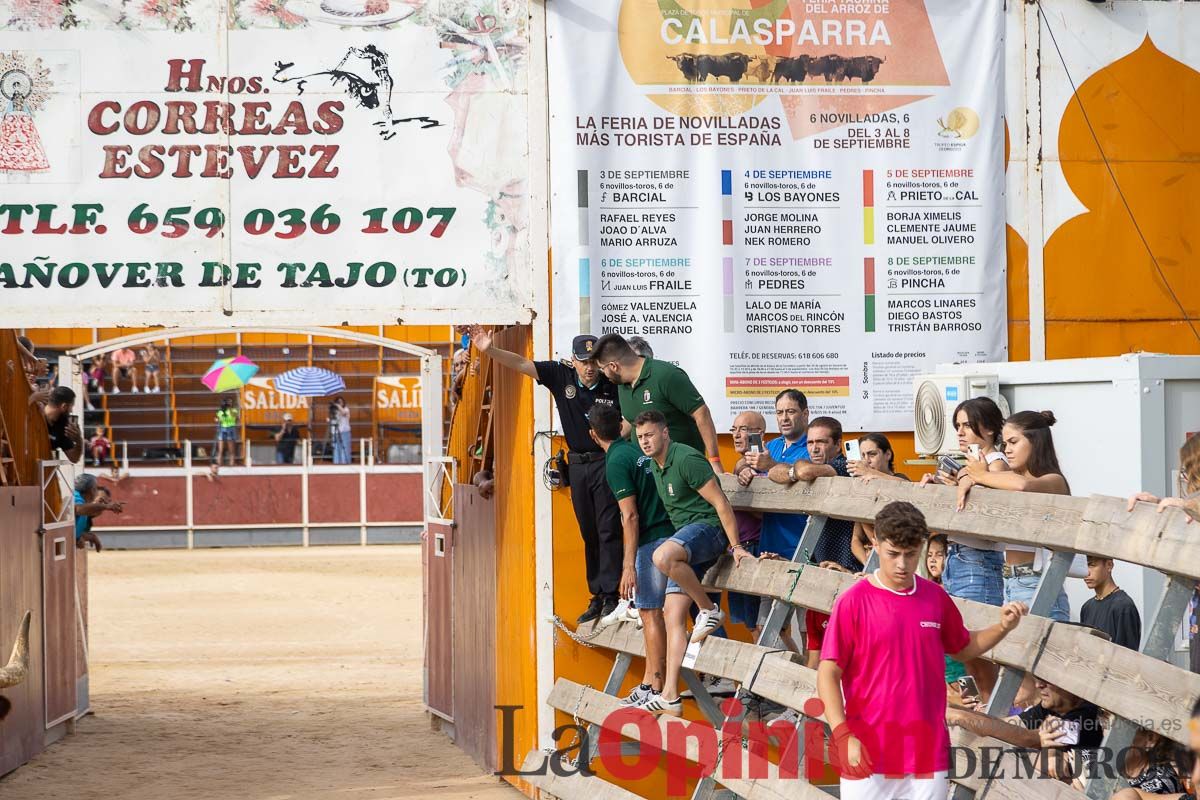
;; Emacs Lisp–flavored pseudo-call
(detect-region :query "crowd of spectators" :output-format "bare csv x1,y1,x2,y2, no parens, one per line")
479,330,1200,798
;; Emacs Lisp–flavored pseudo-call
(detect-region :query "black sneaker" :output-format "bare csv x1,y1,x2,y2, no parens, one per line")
577,596,604,624
600,595,619,618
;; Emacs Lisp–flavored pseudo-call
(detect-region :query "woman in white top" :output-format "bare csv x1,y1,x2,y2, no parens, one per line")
923,397,1010,700
956,409,1071,623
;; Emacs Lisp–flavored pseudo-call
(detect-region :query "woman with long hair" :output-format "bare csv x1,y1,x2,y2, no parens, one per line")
956,410,1071,622
846,432,907,564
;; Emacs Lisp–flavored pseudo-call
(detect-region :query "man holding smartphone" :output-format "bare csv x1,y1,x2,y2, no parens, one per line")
740,390,811,561
42,386,83,463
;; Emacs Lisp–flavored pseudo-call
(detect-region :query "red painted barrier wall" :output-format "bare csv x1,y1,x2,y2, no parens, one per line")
94,471,422,528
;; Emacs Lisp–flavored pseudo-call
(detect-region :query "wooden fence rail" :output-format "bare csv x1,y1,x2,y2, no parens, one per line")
719,475,1200,583
552,474,1199,799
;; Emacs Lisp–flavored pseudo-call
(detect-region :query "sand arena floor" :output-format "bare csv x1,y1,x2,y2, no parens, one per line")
0,545,520,800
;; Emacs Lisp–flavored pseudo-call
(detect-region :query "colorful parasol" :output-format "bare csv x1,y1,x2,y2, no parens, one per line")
202,356,260,392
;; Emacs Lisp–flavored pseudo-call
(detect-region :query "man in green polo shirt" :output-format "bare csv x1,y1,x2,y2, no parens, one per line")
587,404,674,708
634,409,753,716
593,334,723,474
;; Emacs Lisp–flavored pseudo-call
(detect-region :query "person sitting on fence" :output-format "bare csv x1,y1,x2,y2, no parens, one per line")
16,335,46,392
140,342,162,393
43,386,83,462
947,675,1104,781
1080,555,1142,650
74,474,122,552
818,501,1029,800
632,409,754,716
955,410,1072,623
89,426,111,467
110,346,139,393
587,404,674,708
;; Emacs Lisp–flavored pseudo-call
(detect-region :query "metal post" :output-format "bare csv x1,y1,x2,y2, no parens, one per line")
984,549,1074,718
691,514,829,800
359,445,368,547
121,441,129,472
184,440,194,550
1084,575,1195,799
583,652,633,764
301,438,310,547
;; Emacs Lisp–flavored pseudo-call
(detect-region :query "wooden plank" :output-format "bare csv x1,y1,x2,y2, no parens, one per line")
423,521,453,719
452,486,497,771
1034,623,1200,748
948,730,1088,799
703,557,1053,672
547,679,830,800
519,749,647,799
720,475,1200,582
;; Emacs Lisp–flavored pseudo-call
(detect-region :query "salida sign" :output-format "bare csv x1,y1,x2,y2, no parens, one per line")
374,376,422,423
242,377,309,427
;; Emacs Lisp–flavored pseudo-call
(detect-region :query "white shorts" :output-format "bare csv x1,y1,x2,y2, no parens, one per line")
839,771,948,800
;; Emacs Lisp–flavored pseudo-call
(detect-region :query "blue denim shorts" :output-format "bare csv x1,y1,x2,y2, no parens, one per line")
1005,574,1070,622
634,538,669,610
664,522,727,596
217,428,238,442
944,544,1004,607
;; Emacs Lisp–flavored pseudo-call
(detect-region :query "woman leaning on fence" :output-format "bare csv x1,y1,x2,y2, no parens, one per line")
954,410,1072,623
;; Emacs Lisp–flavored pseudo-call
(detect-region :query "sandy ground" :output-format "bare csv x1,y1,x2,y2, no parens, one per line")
0,546,520,800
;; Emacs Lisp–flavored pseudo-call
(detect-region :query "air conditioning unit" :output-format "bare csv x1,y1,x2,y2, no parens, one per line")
912,373,1009,456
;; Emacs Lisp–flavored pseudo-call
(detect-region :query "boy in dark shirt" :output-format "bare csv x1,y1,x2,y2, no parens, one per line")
1080,556,1142,650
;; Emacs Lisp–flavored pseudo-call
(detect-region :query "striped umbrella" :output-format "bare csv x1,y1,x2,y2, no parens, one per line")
273,367,345,397
202,356,259,392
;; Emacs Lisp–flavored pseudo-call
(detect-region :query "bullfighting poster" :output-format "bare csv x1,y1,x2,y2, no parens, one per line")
0,0,533,326
548,0,1007,432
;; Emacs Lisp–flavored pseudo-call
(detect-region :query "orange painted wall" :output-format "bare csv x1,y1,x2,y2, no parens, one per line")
1042,37,1200,359
489,326,540,794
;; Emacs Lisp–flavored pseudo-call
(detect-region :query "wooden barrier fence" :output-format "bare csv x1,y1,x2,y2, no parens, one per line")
522,475,1200,800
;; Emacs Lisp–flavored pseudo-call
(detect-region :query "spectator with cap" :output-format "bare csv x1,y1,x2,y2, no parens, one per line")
593,333,723,474
43,386,83,462
468,325,624,624
274,413,301,465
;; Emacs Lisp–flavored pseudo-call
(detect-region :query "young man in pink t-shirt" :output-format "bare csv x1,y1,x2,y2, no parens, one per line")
817,501,1028,799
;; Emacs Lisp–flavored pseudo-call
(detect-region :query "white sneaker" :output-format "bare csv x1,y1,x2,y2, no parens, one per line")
690,607,725,643
637,692,682,717
112,386,120,394
706,676,737,696
132,386,140,393
681,674,737,699
765,707,803,726
599,598,633,629
619,684,655,707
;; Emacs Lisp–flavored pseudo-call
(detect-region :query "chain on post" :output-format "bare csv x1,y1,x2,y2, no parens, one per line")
549,615,606,648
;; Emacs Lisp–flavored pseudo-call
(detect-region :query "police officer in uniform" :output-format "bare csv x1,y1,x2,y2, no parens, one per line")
468,326,623,623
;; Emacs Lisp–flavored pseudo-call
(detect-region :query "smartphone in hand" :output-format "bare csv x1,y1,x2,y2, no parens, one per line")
956,675,979,701
938,454,962,477
844,439,862,461
747,432,764,453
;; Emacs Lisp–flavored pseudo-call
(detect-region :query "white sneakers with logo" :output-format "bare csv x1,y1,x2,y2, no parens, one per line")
690,607,725,643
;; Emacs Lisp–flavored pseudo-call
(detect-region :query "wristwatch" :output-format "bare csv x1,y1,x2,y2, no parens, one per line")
788,464,796,482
